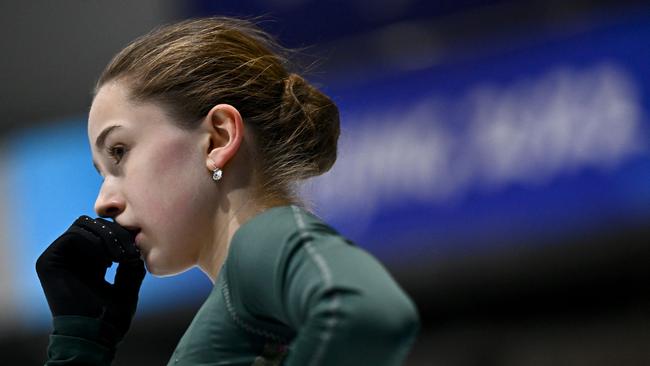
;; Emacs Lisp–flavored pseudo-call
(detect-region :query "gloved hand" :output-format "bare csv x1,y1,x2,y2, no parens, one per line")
36,215,146,348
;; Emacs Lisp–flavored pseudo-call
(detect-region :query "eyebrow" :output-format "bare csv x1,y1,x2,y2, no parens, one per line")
95,125,122,149
92,124,122,175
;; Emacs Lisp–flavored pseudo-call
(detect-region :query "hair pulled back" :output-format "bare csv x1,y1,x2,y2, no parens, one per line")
96,17,339,203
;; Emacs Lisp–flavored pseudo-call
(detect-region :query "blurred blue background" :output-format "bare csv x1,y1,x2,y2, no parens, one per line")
1,1,649,365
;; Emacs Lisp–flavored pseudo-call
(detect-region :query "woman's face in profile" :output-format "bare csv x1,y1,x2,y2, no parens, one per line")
88,81,218,276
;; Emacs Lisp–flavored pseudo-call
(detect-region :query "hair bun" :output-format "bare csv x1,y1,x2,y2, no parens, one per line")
279,73,340,179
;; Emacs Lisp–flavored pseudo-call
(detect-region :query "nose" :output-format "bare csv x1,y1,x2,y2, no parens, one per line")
94,179,126,218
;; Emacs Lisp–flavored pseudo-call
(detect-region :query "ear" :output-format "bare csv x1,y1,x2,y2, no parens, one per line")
203,104,244,173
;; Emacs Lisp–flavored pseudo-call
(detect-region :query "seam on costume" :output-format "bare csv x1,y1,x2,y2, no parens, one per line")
221,278,287,344
291,205,340,366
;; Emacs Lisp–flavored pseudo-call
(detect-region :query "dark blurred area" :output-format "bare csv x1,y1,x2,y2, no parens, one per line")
1,1,650,365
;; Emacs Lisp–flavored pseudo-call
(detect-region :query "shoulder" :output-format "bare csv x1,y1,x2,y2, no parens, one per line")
225,204,351,287
223,205,350,322
229,205,349,264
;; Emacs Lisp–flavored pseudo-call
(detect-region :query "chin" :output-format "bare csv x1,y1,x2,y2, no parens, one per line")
143,250,193,277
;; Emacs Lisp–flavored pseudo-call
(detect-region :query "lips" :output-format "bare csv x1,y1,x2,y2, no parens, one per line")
129,229,142,247
118,225,141,244
124,227,140,237
133,231,143,249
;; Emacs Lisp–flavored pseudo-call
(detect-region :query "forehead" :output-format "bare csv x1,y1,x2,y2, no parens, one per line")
88,81,177,144
88,81,133,138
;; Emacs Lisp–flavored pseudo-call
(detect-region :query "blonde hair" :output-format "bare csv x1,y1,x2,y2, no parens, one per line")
96,17,340,204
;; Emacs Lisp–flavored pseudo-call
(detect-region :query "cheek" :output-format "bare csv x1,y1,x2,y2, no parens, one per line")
131,137,215,272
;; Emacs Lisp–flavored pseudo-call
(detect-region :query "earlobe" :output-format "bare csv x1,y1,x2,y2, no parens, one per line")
204,104,244,174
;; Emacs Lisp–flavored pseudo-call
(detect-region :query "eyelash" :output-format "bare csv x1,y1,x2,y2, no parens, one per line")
106,144,128,164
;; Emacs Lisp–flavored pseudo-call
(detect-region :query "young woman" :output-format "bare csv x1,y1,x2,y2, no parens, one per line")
36,17,419,365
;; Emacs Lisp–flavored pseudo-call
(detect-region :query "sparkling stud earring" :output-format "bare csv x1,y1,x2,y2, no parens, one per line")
212,168,223,181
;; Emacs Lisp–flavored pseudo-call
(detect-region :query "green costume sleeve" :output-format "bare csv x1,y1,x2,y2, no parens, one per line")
44,316,115,366
233,206,419,365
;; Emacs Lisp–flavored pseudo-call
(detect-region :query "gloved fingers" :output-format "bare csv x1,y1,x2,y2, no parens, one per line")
37,266,108,317
113,259,146,298
104,261,145,338
36,230,112,283
73,216,140,263
36,215,146,341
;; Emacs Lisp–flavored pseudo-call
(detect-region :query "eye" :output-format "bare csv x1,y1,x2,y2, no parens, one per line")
106,144,128,164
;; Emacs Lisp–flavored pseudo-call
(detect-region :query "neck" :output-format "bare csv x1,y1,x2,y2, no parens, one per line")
197,188,263,283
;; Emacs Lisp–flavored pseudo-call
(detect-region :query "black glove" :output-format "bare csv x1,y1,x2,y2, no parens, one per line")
36,215,146,347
